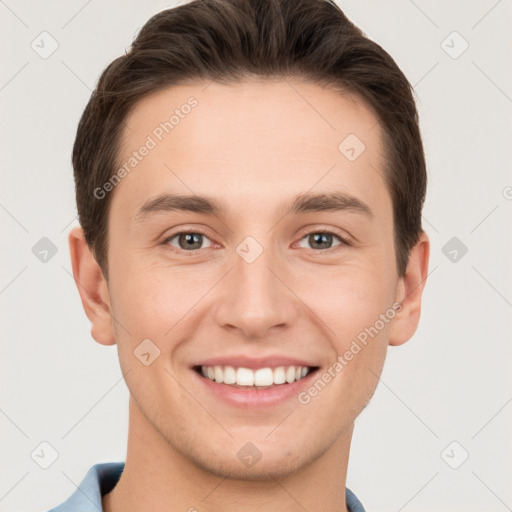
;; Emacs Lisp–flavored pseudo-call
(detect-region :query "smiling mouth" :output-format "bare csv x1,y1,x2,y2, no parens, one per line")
194,365,320,389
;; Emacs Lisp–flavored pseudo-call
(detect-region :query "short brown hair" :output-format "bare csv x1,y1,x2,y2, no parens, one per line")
73,0,426,279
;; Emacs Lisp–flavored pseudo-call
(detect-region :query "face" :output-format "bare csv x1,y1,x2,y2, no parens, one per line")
99,79,412,479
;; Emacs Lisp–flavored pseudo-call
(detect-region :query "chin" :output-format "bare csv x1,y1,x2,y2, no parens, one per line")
192,452,311,481
175,433,328,482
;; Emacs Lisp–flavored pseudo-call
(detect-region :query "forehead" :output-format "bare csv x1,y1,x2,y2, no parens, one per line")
114,79,389,220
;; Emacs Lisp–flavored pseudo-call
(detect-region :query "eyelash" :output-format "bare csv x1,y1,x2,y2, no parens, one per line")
161,228,352,255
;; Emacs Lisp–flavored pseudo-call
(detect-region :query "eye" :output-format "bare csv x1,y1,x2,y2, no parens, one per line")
163,231,214,252
297,230,350,251
162,228,351,254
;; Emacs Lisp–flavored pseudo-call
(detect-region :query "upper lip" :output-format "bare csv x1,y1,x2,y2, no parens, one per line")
192,355,319,370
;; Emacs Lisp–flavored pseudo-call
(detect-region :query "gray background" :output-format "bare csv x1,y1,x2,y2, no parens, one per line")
1,0,511,511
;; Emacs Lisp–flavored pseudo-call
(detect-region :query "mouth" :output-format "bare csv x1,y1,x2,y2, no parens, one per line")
193,364,320,389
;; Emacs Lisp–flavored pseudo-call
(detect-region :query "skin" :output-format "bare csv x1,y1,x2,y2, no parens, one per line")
69,78,429,512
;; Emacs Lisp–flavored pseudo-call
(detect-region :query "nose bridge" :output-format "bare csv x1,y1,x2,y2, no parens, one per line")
214,235,297,337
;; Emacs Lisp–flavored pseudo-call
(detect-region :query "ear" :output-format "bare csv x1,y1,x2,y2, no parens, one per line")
68,226,116,346
388,231,430,346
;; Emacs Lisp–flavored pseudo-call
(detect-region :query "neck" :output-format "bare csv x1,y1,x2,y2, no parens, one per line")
103,397,353,512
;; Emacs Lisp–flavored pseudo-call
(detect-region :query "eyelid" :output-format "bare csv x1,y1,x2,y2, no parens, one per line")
161,225,353,254
161,227,217,250
296,228,353,249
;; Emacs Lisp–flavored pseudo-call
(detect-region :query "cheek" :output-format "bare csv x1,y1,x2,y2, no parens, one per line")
301,262,395,407
108,268,190,398
107,264,178,362
303,263,397,343
111,262,196,328
108,262,217,371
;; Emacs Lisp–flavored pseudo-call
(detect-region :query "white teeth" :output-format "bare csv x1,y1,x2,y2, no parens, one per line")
254,367,273,386
199,365,313,387
236,367,254,386
286,366,296,383
273,366,286,385
223,365,236,384
214,365,224,383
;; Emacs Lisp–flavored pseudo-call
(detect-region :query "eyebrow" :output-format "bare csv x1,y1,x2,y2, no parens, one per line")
135,191,373,221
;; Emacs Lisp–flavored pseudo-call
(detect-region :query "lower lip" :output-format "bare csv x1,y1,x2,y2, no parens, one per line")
193,369,319,409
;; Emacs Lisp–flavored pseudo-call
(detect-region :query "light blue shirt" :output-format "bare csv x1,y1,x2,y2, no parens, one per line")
47,462,366,511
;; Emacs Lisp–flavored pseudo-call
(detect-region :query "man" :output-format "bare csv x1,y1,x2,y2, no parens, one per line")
49,0,429,510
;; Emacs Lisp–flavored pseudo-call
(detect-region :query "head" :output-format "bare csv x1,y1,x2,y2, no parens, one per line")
70,0,429,480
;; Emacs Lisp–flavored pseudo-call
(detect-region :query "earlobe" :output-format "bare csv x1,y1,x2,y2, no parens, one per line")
388,231,430,347
68,226,116,346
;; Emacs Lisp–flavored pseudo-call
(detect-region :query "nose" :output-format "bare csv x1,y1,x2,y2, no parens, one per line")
213,240,300,340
